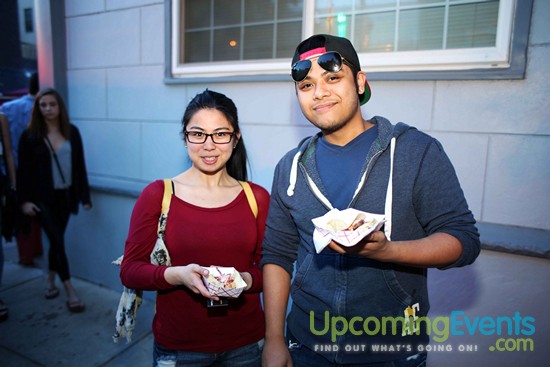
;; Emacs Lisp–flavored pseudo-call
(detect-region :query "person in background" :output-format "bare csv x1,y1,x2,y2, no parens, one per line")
121,89,269,366
0,112,16,322
0,72,43,266
261,34,480,367
17,88,92,313
0,112,16,189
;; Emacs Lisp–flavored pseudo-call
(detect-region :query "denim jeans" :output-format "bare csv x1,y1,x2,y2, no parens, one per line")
153,339,263,367
288,337,426,367
38,190,71,281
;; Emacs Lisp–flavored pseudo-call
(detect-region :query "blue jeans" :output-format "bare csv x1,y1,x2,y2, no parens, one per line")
289,337,426,367
153,339,263,367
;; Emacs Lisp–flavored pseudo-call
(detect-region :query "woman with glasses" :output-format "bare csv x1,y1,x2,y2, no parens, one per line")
121,89,269,366
17,88,92,313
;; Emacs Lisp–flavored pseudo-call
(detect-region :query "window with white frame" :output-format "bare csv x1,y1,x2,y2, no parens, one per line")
170,0,522,78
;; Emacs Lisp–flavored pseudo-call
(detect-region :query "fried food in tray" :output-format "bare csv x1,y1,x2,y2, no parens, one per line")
202,266,247,298
312,208,385,253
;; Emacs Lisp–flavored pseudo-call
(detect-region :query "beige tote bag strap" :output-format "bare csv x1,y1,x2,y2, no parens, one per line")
160,178,173,215
239,181,258,219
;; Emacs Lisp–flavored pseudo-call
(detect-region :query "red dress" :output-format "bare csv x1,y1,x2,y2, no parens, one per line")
121,180,269,352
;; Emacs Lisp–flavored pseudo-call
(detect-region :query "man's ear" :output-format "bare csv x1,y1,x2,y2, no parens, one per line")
357,71,367,95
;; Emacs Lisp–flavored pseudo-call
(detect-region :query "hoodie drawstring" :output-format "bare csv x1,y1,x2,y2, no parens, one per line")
287,151,301,197
384,137,396,241
287,149,333,209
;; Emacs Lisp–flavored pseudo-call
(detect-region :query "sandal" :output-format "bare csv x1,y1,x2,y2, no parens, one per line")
45,287,60,299
66,299,86,313
0,299,8,322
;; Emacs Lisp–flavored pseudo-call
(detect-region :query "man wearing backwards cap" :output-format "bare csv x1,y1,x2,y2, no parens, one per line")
261,34,480,366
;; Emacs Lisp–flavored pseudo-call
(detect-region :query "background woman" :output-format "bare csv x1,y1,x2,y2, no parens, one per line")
17,88,92,313
121,90,269,366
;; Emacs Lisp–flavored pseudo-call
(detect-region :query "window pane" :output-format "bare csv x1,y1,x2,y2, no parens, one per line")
447,1,499,48
315,0,353,14
179,0,304,64
398,7,444,51
24,8,34,32
279,0,303,19
314,14,352,38
245,0,274,22
244,24,274,59
185,0,210,29
400,0,442,5
355,12,395,53
355,0,396,11
213,27,241,61
277,21,303,59
184,30,210,63
214,0,241,26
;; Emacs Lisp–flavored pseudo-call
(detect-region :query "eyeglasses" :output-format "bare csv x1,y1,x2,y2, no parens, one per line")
184,131,235,144
291,51,345,82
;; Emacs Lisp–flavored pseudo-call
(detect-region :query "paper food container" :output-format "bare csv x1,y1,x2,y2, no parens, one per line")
202,266,247,298
311,208,385,253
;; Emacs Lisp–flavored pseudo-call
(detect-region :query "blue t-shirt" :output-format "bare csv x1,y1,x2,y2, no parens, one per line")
0,94,35,166
316,125,378,209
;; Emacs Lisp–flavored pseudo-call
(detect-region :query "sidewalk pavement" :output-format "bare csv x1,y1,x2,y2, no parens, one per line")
0,241,156,367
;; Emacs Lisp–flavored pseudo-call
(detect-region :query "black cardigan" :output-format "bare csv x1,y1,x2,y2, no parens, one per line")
17,125,92,214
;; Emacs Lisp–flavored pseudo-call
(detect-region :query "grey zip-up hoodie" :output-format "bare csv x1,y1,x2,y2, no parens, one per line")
261,116,480,364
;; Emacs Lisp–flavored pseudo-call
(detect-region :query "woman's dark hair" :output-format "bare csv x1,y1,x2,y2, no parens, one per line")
28,88,71,140
181,89,248,181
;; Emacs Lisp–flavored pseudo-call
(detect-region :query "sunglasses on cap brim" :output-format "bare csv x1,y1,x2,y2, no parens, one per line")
291,51,347,82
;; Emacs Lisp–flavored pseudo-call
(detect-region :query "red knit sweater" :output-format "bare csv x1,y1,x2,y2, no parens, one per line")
121,180,269,352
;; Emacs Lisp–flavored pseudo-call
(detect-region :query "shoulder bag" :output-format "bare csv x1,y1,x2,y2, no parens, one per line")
112,178,173,343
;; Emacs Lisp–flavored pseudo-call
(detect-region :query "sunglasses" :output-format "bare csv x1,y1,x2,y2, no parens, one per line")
291,51,346,82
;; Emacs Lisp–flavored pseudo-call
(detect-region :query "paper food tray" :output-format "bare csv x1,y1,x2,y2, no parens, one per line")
202,266,247,298
312,208,385,253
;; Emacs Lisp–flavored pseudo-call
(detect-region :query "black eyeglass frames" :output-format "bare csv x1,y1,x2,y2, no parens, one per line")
184,131,235,144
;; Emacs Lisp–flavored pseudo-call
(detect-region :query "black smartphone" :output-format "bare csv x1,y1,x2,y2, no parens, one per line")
206,298,229,307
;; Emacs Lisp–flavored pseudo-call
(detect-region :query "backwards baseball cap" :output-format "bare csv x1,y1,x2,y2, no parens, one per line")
291,34,371,105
